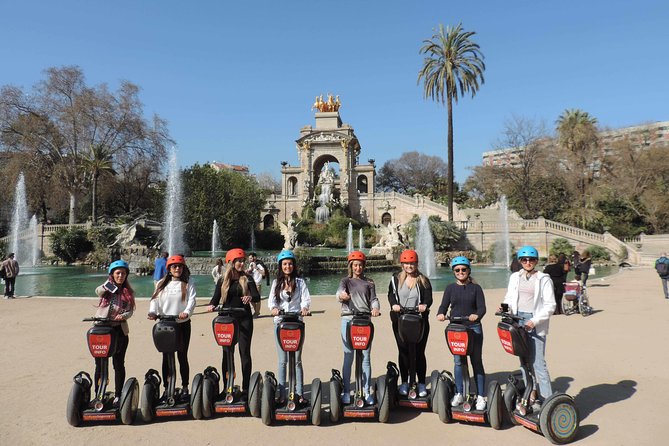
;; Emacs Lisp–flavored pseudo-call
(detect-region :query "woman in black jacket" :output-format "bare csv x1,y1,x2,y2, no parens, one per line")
387,249,433,398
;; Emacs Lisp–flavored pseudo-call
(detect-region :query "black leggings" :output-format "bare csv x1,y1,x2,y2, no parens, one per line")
162,320,192,389
390,313,430,384
94,326,129,397
221,316,254,392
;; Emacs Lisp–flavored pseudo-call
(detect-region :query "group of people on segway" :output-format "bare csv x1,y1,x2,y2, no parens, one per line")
70,243,578,442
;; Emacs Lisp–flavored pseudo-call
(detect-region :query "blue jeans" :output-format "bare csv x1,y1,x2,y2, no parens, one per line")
341,318,372,395
453,323,485,395
516,311,553,400
274,326,303,398
662,278,669,299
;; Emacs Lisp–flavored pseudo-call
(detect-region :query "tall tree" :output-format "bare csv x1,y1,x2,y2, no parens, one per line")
555,109,600,227
82,144,116,223
418,23,485,221
376,151,448,196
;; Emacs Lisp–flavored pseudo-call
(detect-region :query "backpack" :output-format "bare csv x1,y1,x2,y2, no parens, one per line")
656,259,669,277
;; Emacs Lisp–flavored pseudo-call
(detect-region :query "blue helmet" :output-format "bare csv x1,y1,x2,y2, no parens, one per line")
450,256,471,269
277,250,296,264
516,246,539,259
108,259,129,275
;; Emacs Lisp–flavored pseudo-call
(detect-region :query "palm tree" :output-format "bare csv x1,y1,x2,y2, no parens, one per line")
83,144,116,223
418,23,485,221
555,109,599,227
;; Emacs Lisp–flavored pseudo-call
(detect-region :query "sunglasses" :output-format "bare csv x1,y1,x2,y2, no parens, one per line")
453,268,469,273
519,257,537,263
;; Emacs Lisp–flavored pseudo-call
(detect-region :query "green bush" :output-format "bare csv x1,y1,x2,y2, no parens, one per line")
486,240,516,264
50,228,93,264
0,239,6,260
550,238,575,257
587,245,610,261
87,226,120,267
293,248,312,275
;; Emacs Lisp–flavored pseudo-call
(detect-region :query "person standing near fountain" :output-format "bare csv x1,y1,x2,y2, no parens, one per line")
268,250,312,404
336,251,381,405
149,255,197,397
207,248,260,395
246,252,266,317
211,258,224,283
436,256,487,410
2,253,19,299
94,260,136,405
152,252,168,287
387,249,433,397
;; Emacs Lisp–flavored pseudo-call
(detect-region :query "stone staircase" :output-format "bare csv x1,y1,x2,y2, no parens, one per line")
309,254,395,275
624,234,669,266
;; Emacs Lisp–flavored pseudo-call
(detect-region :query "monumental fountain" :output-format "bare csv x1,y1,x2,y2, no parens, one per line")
162,148,186,255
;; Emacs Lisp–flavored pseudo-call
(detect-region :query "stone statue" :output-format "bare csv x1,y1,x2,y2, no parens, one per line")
278,218,299,250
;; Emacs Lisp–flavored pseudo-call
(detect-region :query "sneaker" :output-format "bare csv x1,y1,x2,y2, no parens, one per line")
364,394,375,405
398,382,409,396
475,395,486,411
341,392,351,405
417,383,427,397
451,393,464,407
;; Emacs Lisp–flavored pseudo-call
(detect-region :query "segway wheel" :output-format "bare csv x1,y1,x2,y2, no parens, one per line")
429,370,440,414
140,381,155,423
436,376,452,423
310,378,322,426
261,378,275,426
202,375,216,419
329,379,341,423
539,394,579,444
487,381,502,430
120,377,140,425
376,375,391,423
248,372,262,418
503,384,520,426
66,382,85,427
191,373,204,420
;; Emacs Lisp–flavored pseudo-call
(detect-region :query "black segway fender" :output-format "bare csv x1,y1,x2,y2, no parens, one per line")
486,380,503,430
66,376,89,427
191,373,204,420
310,378,322,426
376,375,391,423
120,377,140,425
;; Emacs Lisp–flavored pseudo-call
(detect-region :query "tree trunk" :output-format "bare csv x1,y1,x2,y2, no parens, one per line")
69,192,76,225
91,173,98,224
447,97,454,222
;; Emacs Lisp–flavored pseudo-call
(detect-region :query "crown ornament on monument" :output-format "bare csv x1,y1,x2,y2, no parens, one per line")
311,93,341,112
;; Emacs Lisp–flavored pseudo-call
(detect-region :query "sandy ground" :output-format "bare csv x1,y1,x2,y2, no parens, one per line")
1,267,667,445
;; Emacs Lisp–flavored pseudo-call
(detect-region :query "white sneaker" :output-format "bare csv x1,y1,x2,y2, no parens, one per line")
451,392,464,407
398,382,409,396
417,383,427,397
341,392,351,405
475,395,486,411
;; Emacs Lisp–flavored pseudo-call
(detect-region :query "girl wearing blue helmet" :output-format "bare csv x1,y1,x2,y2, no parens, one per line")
93,259,136,406
268,250,311,404
436,256,487,410
501,246,556,408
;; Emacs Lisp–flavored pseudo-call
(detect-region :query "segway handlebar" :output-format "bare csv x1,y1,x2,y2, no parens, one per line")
446,315,470,323
344,310,382,317
147,313,179,322
213,306,248,316
82,317,112,322
277,310,311,316
398,306,420,315
494,310,524,322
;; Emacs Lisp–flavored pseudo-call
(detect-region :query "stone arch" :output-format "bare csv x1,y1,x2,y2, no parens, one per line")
357,175,368,194
312,154,341,186
263,214,275,230
287,176,298,196
382,212,392,226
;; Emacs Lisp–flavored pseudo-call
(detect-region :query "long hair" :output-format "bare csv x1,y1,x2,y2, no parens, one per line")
273,259,299,298
221,262,249,304
398,268,431,289
151,264,191,302
99,275,136,310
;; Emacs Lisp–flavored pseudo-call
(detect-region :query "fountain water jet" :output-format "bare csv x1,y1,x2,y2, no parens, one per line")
9,173,29,264
211,220,221,257
346,223,353,253
29,215,39,266
416,214,436,279
359,228,365,250
162,148,186,255
495,195,511,268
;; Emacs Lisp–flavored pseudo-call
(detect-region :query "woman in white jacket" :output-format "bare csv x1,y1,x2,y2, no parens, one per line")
148,255,197,397
502,246,556,405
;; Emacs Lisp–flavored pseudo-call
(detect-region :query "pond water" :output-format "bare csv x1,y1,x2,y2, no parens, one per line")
12,264,618,299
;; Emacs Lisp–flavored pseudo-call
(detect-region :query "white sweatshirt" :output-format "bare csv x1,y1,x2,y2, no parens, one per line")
149,280,197,322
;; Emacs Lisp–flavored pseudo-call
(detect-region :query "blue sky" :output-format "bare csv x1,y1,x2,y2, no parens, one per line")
1,0,667,182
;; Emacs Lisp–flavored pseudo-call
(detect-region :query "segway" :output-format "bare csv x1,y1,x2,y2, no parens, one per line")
140,315,204,422
201,306,262,418
66,317,139,426
388,307,441,414
261,311,322,425
496,308,579,444
435,315,502,429
329,311,394,423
